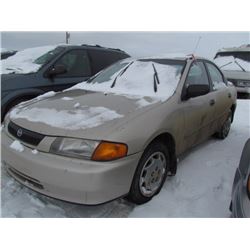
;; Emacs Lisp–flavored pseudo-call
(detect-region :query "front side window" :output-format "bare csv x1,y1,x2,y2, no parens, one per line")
34,47,64,66
186,61,209,86
54,50,91,77
206,62,226,90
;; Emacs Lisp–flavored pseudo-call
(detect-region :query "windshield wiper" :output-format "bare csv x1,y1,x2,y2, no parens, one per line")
235,60,246,72
152,63,160,92
86,69,103,83
110,61,134,88
219,61,233,69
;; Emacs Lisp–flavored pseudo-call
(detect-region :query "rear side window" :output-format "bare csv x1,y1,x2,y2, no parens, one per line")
186,61,209,86
54,49,91,77
206,62,226,90
89,50,125,74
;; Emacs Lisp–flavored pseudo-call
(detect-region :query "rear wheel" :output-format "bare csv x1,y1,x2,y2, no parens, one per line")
215,111,232,139
127,141,170,204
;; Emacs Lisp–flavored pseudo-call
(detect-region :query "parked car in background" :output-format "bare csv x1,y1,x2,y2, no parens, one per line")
214,44,250,96
230,138,250,217
1,44,130,121
1,49,17,60
2,55,237,205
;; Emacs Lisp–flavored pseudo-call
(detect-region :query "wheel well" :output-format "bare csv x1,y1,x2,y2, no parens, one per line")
4,94,37,118
149,133,177,175
230,104,236,123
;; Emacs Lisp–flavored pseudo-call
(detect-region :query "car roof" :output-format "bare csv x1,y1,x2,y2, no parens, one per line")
216,44,250,53
57,44,128,54
134,54,210,62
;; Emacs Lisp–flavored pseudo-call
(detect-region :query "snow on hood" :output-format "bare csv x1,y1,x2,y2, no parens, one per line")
1,45,57,74
8,89,160,138
9,106,123,130
214,56,250,72
66,60,182,102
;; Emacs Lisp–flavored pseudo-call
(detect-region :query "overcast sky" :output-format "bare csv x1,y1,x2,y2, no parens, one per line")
1,31,249,59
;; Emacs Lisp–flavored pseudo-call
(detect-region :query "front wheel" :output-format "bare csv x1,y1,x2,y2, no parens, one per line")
127,141,170,204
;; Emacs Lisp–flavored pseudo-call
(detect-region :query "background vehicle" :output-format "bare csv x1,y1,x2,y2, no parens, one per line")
214,44,250,96
1,44,130,121
230,138,250,217
2,56,237,205
1,49,17,59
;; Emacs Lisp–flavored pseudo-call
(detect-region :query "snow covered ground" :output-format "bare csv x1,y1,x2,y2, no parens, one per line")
1,99,249,218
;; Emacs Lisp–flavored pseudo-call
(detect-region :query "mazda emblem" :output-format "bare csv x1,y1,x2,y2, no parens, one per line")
17,128,23,137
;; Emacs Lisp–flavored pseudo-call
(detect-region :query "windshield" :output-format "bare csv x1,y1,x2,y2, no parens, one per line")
34,47,64,65
69,59,185,101
215,52,250,62
1,45,63,74
214,52,250,72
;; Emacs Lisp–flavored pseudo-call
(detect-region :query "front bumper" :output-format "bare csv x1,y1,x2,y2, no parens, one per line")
235,86,250,94
1,130,141,205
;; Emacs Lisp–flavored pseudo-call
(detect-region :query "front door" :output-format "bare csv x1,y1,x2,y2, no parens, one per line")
181,61,217,151
46,49,91,92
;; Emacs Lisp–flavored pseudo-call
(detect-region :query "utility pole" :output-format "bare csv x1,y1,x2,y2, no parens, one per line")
66,32,70,44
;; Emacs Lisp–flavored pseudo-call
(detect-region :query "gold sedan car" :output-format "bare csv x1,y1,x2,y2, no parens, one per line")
2,56,237,205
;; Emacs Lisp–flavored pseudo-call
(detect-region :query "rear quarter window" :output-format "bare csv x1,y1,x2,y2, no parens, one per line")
206,62,226,90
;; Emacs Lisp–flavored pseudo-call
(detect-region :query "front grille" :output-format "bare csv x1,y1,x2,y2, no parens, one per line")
7,167,44,190
8,121,45,146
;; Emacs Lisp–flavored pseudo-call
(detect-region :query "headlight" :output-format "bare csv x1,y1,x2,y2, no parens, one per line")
50,138,100,159
50,138,128,161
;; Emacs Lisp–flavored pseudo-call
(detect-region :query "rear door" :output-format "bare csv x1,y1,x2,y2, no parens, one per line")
46,49,92,92
205,61,232,131
181,61,217,151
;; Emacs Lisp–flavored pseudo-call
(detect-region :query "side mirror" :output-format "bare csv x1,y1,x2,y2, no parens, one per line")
185,84,210,99
48,65,67,77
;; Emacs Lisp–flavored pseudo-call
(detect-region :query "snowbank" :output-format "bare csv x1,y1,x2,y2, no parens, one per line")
214,56,250,72
1,45,57,74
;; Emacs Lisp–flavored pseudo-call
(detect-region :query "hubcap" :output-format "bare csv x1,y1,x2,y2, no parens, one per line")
139,152,167,197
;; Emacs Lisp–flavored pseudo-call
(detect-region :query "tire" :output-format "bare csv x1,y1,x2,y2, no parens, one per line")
215,111,232,139
127,141,170,205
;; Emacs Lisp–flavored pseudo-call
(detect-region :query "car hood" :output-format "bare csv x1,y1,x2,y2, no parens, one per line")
222,70,250,81
9,89,161,140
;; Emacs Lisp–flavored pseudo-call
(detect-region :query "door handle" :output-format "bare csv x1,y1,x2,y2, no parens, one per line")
209,99,215,106
228,93,232,98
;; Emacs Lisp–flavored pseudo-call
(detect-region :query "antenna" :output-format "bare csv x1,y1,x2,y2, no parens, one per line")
66,32,70,44
192,36,202,55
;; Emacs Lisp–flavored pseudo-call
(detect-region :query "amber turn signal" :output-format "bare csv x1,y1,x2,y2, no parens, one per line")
91,141,128,161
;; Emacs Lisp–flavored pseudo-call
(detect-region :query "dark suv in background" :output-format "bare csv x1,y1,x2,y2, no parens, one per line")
1,50,17,60
1,44,130,120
